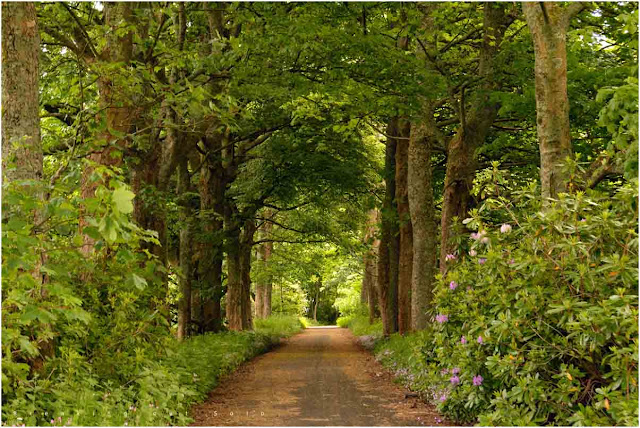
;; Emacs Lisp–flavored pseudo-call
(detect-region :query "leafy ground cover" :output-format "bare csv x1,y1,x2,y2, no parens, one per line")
1,315,303,426
337,314,383,338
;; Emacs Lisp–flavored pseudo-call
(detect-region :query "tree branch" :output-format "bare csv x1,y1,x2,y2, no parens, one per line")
61,3,99,59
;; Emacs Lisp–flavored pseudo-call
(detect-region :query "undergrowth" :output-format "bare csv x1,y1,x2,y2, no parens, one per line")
1,315,303,426
342,181,638,426
336,314,382,337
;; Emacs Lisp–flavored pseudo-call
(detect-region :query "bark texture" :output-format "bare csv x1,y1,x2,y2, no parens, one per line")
394,121,413,334
363,209,380,324
240,219,257,330
198,132,226,332
377,119,401,336
1,2,42,183
407,116,438,330
523,2,584,199
255,216,274,319
176,160,194,341
224,206,243,331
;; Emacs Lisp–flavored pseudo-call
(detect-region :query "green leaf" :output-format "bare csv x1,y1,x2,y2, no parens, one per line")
131,273,147,290
112,187,135,214
18,337,39,357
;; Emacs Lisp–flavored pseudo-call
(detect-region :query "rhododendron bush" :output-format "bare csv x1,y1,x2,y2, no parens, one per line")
374,179,638,426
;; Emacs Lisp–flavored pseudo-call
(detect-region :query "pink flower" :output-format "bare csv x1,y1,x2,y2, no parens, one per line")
449,281,458,290
435,314,449,323
469,249,477,257
471,230,486,240
477,336,484,344
460,336,467,344
450,375,460,385
478,258,487,265
500,224,512,233
473,375,484,386
452,367,460,374
481,236,490,244
445,254,456,261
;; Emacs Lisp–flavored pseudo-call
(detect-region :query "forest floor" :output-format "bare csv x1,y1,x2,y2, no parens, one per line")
191,326,449,426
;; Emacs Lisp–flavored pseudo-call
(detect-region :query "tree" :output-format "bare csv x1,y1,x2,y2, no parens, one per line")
377,119,401,336
255,213,274,319
407,113,439,330
523,2,587,199
438,3,514,271
2,2,42,184
395,120,413,334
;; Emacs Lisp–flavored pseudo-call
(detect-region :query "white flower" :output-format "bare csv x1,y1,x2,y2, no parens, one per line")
500,224,512,233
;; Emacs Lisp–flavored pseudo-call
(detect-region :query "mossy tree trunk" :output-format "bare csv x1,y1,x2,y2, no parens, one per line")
407,114,438,330
395,120,413,335
523,2,586,199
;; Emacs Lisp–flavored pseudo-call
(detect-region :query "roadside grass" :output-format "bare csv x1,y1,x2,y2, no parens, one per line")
1,315,303,427
298,317,319,328
336,314,383,337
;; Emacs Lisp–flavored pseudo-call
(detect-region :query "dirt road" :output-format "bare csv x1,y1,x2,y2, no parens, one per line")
191,326,446,426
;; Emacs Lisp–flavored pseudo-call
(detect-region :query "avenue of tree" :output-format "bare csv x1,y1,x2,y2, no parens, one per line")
3,0,637,380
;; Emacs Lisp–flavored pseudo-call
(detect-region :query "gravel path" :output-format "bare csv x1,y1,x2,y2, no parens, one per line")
191,326,447,426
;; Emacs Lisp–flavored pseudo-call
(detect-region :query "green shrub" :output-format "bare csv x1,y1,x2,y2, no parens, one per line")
372,181,639,426
253,314,305,338
1,316,302,426
299,316,318,328
336,313,383,337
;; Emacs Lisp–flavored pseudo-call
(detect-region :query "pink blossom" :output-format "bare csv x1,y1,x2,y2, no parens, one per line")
445,254,456,261
449,281,458,290
450,375,460,385
473,375,484,386
469,249,477,257
435,314,448,323
477,336,484,344
460,336,467,344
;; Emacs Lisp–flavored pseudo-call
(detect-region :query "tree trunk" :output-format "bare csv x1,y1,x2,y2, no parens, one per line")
255,246,264,319
224,206,243,331
199,132,226,332
176,159,193,341
439,3,511,272
362,210,380,324
2,1,51,367
408,116,438,330
360,273,368,305
255,215,274,319
313,295,319,322
239,219,257,330
263,261,273,318
377,119,400,336
395,120,413,334
523,2,583,199
2,2,42,184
